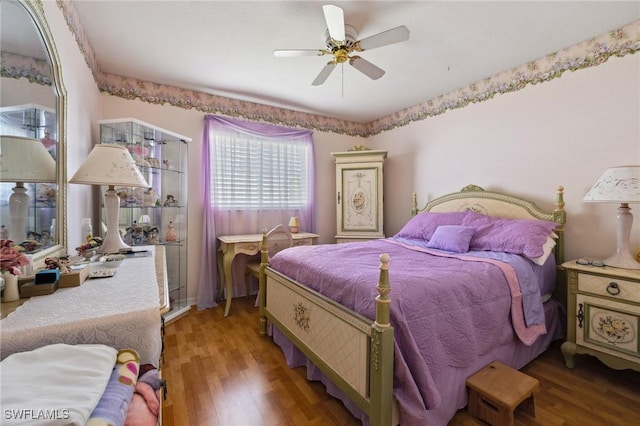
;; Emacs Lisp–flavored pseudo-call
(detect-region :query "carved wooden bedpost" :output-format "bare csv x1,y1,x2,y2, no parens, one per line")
258,230,269,336
411,193,418,216
375,253,391,328
554,185,566,264
370,253,394,426
553,185,567,308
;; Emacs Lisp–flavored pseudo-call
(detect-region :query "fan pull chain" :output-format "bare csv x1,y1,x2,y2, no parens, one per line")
341,63,344,98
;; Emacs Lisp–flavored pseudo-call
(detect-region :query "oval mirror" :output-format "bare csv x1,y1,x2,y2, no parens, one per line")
0,0,67,269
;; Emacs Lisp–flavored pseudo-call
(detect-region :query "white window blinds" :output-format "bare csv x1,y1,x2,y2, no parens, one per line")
210,131,311,210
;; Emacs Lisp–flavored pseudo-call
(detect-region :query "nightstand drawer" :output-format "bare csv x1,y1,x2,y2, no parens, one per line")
293,238,313,247
576,294,640,362
578,273,640,303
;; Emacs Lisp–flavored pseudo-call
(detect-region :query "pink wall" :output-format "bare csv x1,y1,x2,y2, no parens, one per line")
369,53,640,262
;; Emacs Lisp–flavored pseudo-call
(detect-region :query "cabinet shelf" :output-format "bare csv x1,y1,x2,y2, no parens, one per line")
99,118,190,322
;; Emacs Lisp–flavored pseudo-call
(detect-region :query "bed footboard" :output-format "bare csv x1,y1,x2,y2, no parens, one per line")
260,252,394,426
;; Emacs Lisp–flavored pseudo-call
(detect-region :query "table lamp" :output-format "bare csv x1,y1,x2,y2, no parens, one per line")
0,135,56,243
583,165,640,269
70,144,149,254
288,216,300,233
138,214,151,230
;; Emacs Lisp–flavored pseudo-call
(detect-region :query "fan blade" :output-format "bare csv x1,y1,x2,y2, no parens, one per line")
356,25,410,51
350,56,385,80
274,49,324,57
312,62,337,86
323,5,345,42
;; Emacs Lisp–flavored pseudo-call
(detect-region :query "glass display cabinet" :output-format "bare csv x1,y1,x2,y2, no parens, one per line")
0,104,58,252
98,118,190,322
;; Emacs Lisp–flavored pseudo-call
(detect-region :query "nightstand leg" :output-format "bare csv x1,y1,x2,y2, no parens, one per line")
561,341,576,369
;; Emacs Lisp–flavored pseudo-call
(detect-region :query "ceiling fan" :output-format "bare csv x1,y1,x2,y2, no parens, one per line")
274,5,410,86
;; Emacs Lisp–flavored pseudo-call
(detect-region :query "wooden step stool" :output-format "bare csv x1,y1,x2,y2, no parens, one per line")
466,361,539,426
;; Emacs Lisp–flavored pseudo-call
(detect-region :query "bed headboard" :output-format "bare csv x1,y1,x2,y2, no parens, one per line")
411,184,566,265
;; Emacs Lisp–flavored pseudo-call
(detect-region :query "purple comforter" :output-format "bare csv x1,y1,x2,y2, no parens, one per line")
269,238,550,425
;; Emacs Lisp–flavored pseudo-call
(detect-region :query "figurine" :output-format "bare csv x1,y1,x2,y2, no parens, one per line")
124,226,135,246
44,256,70,274
129,145,150,167
142,187,160,207
162,159,174,170
118,188,139,207
117,189,130,200
40,132,57,149
27,231,42,242
36,184,56,206
133,221,145,245
166,221,177,242
147,226,160,244
163,194,178,207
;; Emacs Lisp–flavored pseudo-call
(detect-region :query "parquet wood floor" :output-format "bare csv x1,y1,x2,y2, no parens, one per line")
162,297,640,425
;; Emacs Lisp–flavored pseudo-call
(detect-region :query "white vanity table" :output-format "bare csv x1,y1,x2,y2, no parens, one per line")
0,246,168,367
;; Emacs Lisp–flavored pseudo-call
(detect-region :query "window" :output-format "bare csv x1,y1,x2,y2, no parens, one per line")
208,123,313,211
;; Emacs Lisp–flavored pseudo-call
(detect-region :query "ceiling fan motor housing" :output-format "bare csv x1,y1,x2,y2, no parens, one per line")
325,24,358,50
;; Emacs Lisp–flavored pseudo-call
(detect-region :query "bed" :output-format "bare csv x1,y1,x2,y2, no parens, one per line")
258,184,567,426
0,343,163,426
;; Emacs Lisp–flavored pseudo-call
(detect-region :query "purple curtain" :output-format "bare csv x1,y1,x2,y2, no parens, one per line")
196,115,316,310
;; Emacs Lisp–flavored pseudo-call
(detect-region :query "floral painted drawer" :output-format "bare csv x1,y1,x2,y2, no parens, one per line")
576,294,639,362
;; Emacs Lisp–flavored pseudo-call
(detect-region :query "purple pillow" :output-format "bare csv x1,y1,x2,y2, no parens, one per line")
426,225,476,253
395,211,468,241
462,211,558,258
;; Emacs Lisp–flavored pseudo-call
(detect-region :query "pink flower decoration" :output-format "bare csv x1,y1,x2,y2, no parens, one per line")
0,239,30,276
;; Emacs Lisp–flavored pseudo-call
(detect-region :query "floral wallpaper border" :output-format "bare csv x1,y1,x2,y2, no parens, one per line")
367,23,640,136
55,1,639,138
0,51,52,86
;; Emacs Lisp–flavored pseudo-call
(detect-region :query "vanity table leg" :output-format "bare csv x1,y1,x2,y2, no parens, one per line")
222,250,234,317
216,248,225,301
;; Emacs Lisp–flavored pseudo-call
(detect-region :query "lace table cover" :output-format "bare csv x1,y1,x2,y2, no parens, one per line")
0,247,162,366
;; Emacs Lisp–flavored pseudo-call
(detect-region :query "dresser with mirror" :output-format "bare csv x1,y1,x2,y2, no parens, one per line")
0,0,67,269
1,4,167,421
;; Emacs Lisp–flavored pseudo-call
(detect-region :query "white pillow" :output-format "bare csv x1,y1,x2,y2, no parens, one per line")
526,232,558,265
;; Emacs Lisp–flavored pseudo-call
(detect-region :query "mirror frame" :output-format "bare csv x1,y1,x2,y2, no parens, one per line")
17,0,68,268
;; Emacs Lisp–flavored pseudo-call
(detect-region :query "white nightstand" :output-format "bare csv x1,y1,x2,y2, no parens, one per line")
561,260,640,372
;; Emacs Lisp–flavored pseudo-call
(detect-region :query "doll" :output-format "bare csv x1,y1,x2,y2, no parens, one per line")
166,221,177,242
163,194,177,207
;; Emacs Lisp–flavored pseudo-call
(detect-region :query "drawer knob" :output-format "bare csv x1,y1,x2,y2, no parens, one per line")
606,282,621,296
